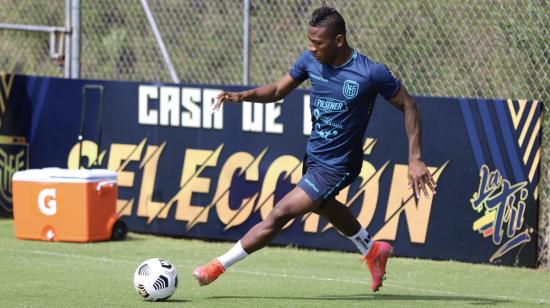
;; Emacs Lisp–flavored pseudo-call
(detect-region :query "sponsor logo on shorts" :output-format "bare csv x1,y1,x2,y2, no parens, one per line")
304,178,319,192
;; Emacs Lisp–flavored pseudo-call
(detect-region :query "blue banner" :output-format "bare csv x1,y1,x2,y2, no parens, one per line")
6,74,542,266
0,74,30,216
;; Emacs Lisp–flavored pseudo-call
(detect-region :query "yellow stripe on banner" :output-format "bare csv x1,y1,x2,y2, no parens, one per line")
1,72,15,98
528,147,541,182
363,138,377,155
0,135,25,144
519,100,538,147
523,113,541,164
0,94,5,114
362,138,373,152
534,187,539,200
473,211,495,231
507,98,526,130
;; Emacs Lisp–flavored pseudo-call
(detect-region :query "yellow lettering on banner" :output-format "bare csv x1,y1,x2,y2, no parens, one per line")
172,147,222,223
255,155,302,230
136,143,166,218
108,141,146,185
66,140,106,169
117,198,134,216
302,212,320,233
353,160,390,227
107,140,146,215
215,152,261,230
375,161,448,243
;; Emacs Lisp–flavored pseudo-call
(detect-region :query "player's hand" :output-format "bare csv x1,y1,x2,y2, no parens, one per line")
407,159,436,198
213,91,245,111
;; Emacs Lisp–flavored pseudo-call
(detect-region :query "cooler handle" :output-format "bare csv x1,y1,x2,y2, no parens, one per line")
96,180,115,195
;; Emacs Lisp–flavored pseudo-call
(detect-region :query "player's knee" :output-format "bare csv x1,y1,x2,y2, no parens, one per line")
269,205,294,226
313,204,328,217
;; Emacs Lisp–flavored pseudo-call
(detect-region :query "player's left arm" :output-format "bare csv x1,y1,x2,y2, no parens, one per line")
388,86,437,198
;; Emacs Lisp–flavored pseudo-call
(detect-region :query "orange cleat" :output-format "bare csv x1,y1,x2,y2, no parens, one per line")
192,259,225,286
364,241,393,292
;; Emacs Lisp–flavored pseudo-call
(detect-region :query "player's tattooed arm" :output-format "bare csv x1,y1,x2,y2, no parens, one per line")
388,86,437,198
213,74,301,110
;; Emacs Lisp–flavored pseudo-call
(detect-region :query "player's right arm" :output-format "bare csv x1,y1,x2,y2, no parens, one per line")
213,74,302,111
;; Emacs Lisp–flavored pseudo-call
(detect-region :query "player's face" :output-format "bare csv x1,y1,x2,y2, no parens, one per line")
307,26,338,64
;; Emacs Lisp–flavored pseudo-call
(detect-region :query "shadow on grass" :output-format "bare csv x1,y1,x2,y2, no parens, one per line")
156,299,190,303
208,293,509,305
121,234,146,242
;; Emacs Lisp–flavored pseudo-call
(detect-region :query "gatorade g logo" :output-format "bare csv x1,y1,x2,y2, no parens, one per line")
38,188,57,216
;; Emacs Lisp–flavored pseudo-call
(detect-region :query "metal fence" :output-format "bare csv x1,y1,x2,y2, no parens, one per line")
0,0,548,265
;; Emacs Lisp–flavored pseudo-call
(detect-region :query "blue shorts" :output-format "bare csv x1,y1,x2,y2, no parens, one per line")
297,156,358,202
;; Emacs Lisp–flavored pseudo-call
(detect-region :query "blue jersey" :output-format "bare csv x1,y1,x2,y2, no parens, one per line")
289,50,401,173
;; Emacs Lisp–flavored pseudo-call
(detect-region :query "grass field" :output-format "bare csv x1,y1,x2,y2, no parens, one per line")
1,219,549,307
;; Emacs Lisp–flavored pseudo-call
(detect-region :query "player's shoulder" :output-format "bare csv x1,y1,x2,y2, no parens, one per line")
354,52,394,79
296,50,315,62
369,62,395,80
353,51,376,75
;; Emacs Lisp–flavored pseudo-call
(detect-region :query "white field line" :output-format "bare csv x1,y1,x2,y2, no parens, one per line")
229,268,546,304
0,246,546,305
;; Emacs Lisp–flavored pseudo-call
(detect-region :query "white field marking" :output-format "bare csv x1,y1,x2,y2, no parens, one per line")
228,268,546,304
0,247,137,265
1,246,545,304
0,246,202,266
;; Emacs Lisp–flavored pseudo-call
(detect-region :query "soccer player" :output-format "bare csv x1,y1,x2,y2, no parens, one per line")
193,6,436,292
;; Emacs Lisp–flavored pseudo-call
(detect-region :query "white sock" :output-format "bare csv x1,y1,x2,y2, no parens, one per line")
216,240,249,269
347,228,373,256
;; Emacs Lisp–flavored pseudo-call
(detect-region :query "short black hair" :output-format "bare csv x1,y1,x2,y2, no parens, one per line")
309,6,346,36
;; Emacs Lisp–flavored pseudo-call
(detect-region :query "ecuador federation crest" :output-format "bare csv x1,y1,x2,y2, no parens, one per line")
0,137,28,214
343,80,359,99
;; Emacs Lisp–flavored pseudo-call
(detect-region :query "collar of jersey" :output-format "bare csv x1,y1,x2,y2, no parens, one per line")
330,49,357,69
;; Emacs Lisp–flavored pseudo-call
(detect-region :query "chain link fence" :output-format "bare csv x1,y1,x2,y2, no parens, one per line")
0,0,66,76
0,0,548,265
80,0,245,84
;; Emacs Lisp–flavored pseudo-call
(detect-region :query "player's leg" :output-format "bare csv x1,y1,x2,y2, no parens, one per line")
241,186,320,253
313,197,361,236
314,198,393,292
192,186,319,286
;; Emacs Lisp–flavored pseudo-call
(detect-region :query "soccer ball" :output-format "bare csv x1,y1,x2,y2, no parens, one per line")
133,258,178,301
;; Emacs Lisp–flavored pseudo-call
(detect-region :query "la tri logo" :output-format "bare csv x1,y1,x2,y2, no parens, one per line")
343,80,359,99
470,164,532,262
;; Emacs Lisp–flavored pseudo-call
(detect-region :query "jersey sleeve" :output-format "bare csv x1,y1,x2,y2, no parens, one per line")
370,63,401,99
289,51,310,83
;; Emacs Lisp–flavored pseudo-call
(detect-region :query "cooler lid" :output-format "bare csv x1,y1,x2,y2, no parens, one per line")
13,168,117,182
